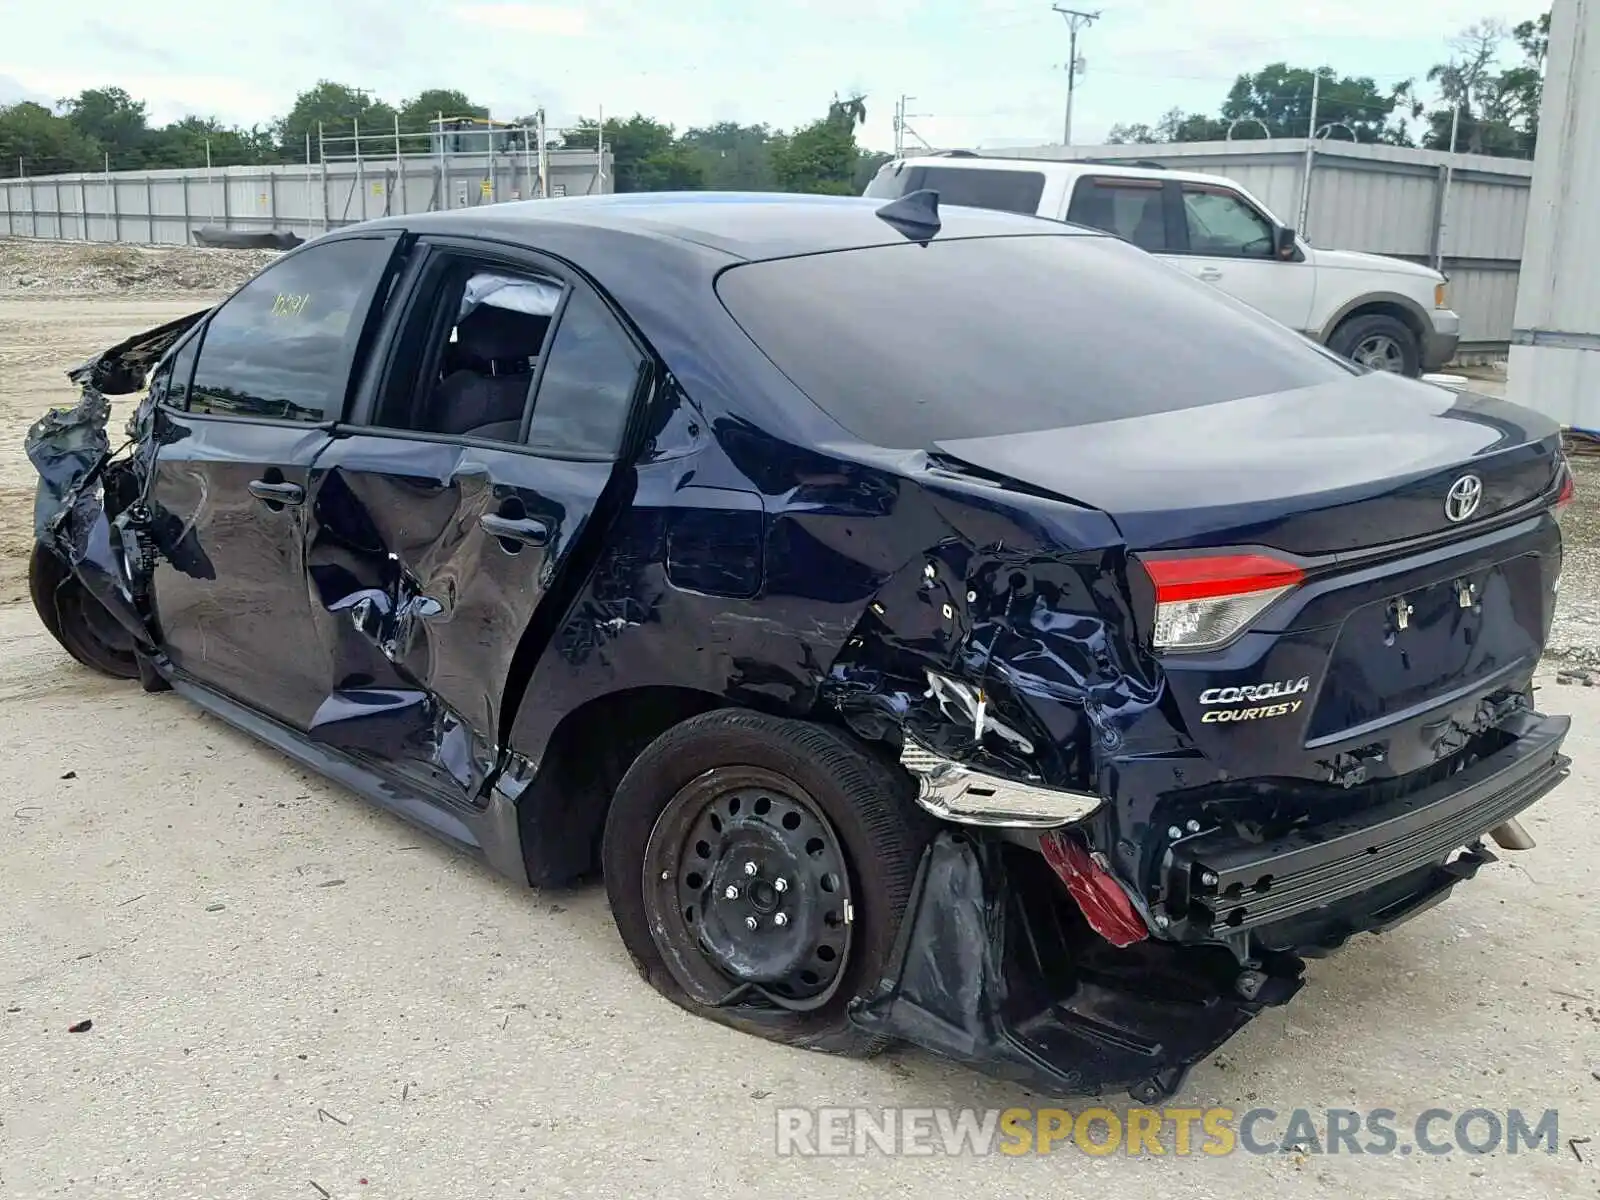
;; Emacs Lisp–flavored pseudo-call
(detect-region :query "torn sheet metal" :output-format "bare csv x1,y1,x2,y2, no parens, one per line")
24,310,209,649
849,831,1304,1101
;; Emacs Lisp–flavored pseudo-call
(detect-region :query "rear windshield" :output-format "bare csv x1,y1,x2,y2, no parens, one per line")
865,163,1046,215
715,233,1353,450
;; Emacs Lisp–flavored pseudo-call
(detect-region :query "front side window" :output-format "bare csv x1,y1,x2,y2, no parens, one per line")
185,237,395,422
1066,178,1168,252
1181,186,1275,258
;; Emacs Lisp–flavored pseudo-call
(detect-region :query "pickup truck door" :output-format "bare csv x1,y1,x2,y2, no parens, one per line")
301,235,651,811
142,233,402,731
1165,181,1316,333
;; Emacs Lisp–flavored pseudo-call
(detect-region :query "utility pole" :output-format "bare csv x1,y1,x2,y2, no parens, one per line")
894,94,932,156
1052,6,1100,146
1297,70,1321,233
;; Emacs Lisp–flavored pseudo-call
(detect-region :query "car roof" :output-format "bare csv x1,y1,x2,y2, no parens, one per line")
884,153,1234,190
368,191,1092,262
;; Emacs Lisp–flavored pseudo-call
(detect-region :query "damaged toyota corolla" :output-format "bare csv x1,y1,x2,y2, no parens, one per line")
26,191,1574,1102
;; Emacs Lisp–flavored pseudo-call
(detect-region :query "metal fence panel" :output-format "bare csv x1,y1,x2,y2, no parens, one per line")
1,151,612,250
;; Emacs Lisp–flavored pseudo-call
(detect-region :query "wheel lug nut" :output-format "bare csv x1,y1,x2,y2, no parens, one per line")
743,861,758,877
744,916,758,931
724,885,740,900
773,878,788,893
774,912,788,927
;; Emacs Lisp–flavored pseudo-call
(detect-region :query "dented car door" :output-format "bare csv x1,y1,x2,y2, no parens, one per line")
143,233,402,729
301,240,651,808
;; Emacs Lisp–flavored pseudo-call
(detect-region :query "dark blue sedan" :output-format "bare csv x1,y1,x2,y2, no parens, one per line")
26,191,1574,1101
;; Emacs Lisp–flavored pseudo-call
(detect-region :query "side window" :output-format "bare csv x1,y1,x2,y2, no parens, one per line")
1065,178,1169,252
1181,186,1275,259
371,261,561,441
186,238,394,422
914,167,1046,215
525,290,646,458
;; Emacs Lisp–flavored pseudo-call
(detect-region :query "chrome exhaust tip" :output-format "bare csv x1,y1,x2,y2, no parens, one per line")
1488,818,1537,851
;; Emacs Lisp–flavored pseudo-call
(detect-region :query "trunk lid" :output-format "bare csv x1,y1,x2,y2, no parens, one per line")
935,371,1565,779
933,372,1563,557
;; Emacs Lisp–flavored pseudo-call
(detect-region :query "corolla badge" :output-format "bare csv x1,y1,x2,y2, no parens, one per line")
1198,676,1311,725
1444,474,1483,523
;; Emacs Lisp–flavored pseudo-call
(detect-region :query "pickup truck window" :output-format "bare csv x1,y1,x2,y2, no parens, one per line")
1181,185,1275,259
1065,178,1168,251
185,238,394,422
865,164,1046,216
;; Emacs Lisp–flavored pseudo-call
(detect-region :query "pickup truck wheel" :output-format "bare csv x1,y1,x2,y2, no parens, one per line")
29,544,139,680
602,709,930,1056
1328,313,1421,376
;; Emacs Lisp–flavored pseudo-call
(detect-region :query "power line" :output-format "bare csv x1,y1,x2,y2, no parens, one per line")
1052,5,1101,145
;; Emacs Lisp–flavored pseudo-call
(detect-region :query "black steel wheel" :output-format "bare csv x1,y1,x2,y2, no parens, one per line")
29,544,139,680
603,709,931,1055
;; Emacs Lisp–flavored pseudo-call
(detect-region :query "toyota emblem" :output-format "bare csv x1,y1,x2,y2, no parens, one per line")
1445,474,1483,523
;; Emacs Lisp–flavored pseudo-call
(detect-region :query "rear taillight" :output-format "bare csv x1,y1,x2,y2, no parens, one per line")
1142,553,1305,652
1555,461,1575,522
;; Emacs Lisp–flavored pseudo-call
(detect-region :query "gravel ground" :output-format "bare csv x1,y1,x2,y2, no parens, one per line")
0,237,279,297
1,282,1597,1199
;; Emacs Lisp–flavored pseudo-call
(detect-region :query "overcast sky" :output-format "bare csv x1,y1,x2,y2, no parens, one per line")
0,0,1542,149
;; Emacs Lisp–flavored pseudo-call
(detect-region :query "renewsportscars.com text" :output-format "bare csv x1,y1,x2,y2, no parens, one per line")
774,1106,1563,1157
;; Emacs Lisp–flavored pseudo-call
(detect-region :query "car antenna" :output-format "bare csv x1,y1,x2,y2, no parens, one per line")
875,189,941,243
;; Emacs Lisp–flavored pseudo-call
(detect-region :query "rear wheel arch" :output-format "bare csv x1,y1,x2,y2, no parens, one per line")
514,685,729,886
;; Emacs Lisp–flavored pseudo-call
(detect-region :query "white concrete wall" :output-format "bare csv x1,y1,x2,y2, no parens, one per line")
1509,0,1600,431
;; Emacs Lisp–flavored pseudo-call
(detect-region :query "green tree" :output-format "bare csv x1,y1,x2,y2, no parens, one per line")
0,101,101,175
60,87,150,167
679,121,780,190
144,116,279,168
398,88,487,131
771,95,867,194
274,81,397,158
566,114,704,192
1421,13,1549,157
1221,63,1417,144
1107,107,1230,144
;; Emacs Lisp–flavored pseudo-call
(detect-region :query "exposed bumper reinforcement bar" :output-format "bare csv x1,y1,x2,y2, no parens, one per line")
1166,710,1570,942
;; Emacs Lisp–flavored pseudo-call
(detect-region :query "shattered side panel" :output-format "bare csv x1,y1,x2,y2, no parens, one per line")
304,434,616,808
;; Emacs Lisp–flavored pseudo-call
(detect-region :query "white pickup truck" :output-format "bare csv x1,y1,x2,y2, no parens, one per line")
864,153,1460,376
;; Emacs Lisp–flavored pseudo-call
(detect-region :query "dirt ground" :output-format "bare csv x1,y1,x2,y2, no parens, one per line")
1,287,1598,1199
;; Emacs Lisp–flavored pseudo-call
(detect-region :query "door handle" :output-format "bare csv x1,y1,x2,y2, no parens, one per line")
1197,268,1223,282
247,479,305,505
479,513,551,547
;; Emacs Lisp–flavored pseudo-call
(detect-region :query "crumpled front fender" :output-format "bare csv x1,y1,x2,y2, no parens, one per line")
23,308,209,648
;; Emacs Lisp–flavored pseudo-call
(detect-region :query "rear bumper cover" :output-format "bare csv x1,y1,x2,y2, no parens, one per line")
850,710,1568,1101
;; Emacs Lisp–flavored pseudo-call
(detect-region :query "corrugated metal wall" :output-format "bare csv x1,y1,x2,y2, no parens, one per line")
0,151,613,247
985,139,1534,349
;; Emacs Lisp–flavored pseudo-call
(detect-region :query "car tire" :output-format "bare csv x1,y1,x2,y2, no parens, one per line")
1328,313,1422,376
29,544,140,680
602,708,932,1057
